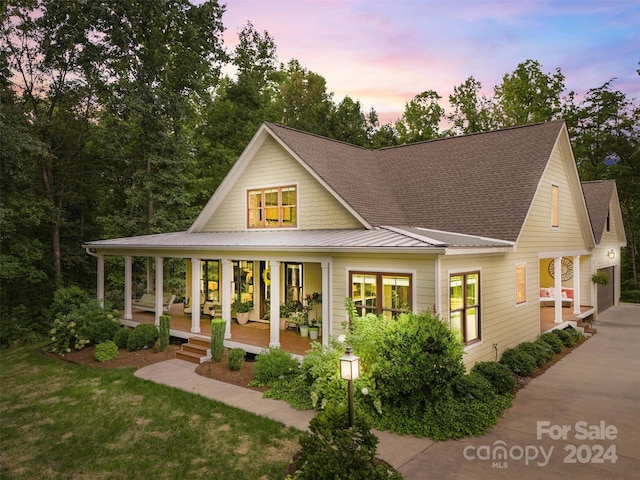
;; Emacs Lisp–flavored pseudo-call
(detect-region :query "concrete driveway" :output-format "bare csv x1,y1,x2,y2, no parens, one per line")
397,303,640,479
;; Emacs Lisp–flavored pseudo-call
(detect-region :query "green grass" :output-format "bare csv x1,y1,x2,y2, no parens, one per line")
0,344,301,479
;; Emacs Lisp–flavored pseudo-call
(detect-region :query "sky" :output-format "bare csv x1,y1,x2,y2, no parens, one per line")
218,0,639,123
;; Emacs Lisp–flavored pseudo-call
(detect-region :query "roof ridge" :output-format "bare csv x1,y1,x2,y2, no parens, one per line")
379,118,565,151
265,122,371,151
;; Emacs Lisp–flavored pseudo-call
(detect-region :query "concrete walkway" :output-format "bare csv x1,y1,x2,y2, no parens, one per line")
136,303,640,479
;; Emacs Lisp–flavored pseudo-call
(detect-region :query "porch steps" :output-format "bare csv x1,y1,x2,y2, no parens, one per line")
576,320,597,336
175,336,210,364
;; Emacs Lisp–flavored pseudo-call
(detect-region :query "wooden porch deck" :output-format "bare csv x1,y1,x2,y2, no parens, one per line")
123,304,315,356
540,304,594,333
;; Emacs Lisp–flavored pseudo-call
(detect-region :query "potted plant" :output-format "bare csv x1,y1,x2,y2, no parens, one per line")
279,300,297,331
290,310,309,337
308,316,321,340
232,299,253,325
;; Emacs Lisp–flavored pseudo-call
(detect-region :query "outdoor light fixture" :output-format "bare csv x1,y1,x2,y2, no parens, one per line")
607,249,615,260
340,346,360,427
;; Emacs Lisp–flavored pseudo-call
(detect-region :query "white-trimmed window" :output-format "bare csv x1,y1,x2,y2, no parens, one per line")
515,263,527,305
349,271,412,319
551,184,559,227
450,271,481,345
247,186,297,228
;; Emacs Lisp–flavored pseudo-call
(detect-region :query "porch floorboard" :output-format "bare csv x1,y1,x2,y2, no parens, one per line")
540,304,593,333
123,304,314,356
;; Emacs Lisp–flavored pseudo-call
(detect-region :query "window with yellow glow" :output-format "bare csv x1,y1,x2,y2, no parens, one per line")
449,272,480,345
349,272,411,319
515,264,526,305
248,186,297,228
551,185,559,227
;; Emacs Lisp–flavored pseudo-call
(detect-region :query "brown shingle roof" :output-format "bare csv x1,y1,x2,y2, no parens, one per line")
581,180,615,244
267,120,565,242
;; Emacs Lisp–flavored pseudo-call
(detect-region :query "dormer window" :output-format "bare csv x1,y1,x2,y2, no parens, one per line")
247,186,297,228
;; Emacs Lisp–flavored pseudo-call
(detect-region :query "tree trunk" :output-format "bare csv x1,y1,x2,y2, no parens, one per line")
624,203,639,303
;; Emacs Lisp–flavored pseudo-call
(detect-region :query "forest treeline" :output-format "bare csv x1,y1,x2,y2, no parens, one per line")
1,0,638,343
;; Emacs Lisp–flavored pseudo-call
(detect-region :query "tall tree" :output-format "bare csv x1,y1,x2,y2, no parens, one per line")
395,90,444,144
566,79,640,301
2,0,106,287
193,21,279,206
447,76,496,134
494,59,565,126
275,59,333,135
94,0,227,236
327,96,369,146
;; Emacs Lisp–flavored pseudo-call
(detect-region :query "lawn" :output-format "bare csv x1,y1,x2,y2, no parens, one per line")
0,344,301,479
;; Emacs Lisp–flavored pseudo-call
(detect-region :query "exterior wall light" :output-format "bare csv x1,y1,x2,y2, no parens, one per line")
339,346,360,427
607,249,615,260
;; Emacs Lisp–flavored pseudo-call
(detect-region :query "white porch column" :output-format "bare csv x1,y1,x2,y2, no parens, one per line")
269,261,281,348
321,261,330,344
222,259,233,339
190,258,201,334
154,257,163,326
124,256,133,320
146,258,154,293
97,254,105,308
554,257,563,323
573,256,581,315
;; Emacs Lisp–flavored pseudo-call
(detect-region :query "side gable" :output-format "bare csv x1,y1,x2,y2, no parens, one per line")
516,123,595,252
189,124,367,233
582,180,627,246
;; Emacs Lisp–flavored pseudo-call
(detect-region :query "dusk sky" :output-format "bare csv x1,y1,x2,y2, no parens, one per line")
220,0,639,123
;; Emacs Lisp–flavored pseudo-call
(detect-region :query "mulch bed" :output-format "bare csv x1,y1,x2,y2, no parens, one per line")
48,336,588,395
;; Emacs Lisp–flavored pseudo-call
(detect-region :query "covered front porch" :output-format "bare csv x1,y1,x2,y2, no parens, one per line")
122,304,315,357
540,303,594,333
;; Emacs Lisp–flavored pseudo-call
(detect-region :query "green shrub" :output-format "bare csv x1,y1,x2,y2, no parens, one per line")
85,315,121,345
371,311,465,403
46,294,118,354
451,373,495,403
292,404,402,480
344,308,389,367
113,328,130,349
471,361,517,395
252,348,299,386
499,347,536,377
159,315,171,352
126,324,158,351
539,332,564,353
551,328,575,347
210,318,225,362
94,341,119,362
516,341,553,367
228,348,245,371
49,286,91,320
567,327,584,343
299,341,345,410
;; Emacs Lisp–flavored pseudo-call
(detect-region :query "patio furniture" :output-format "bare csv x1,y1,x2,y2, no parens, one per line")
132,292,176,313
539,287,573,307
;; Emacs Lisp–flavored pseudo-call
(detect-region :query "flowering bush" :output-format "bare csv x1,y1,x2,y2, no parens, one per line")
48,315,90,354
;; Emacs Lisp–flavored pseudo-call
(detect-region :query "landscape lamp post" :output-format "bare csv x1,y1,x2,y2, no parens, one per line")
339,346,360,427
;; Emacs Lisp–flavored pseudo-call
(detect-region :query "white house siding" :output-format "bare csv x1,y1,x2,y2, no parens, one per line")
329,253,436,336
201,137,362,232
439,253,540,369
518,147,594,304
592,197,624,307
517,147,590,254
